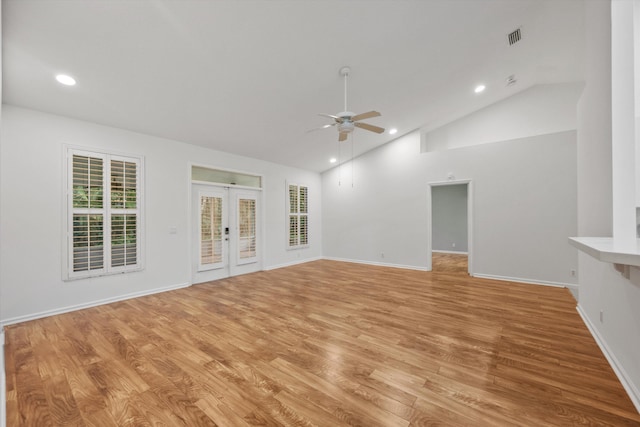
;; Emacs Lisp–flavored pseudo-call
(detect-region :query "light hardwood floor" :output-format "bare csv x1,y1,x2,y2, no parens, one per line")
5,260,640,426
432,252,468,274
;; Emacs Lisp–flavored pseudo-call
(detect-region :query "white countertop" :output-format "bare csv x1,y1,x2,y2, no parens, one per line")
569,237,640,267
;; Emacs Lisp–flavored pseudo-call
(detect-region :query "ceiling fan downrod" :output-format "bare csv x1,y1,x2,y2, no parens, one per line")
339,66,351,113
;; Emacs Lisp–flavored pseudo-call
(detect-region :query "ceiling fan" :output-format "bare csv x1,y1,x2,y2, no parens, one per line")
313,66,385,142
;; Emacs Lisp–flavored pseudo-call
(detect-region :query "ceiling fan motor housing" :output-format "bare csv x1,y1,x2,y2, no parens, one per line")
336,111,355,133
338,121,355,133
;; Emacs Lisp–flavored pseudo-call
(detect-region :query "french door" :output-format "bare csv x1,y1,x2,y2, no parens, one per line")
192,184,261,283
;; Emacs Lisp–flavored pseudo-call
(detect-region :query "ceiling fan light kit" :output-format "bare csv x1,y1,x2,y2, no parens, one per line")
314,65,385,142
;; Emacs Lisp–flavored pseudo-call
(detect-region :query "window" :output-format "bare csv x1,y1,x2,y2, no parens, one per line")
65,148,143,279
288,183,308,248
192,166,261,188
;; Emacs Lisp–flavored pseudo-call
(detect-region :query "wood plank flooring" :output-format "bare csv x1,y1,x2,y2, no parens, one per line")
432,252,468,274
5,260,640,426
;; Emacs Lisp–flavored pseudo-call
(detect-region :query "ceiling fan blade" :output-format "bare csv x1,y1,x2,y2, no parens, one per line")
339,132,349,142
354,122,385,134
352,111,381,122
318,113,342,123
305,123,336,133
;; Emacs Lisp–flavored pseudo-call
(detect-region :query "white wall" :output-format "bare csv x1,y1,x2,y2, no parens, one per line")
578,254,640,409
322,129,578,288
612,0,637,247
1,3,6,426
0,105,322,323
577,3,612,237
635,3,640,209
574,0,640,410
422,83,583,152
431,184,468,252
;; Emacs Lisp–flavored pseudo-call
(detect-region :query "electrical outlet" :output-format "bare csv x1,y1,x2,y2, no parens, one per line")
570,269,576,277
452,243,456,248
381,252,385,258
600,310,604,323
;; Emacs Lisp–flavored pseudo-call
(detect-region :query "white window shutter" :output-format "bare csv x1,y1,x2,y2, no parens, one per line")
287,183,308,248
67,149,143,279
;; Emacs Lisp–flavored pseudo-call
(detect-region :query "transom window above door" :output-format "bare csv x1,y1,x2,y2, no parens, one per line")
192,166,261,188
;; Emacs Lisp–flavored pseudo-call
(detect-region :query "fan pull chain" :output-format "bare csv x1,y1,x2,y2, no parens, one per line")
337,136,341,187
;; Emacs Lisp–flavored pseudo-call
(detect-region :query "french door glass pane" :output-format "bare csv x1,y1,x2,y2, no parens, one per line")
201,195,223,265
239,198,256,259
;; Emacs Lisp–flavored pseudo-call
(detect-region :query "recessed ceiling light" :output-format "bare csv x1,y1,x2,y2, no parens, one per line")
474,84,486,94
389,128,398,135
56,74,76,86
329,158,337,164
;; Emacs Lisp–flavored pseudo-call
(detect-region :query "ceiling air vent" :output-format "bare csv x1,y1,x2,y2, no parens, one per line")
508,28,521,46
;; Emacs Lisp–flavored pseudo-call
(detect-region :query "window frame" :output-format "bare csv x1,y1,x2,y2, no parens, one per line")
287,182,309,249
63,146,145,280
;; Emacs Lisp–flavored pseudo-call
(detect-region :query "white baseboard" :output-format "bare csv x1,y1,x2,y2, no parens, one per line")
263,256,323,271
472,272,579,294
0,282,190,327
323,256,430,272
576,304,640,413
432,250,469,255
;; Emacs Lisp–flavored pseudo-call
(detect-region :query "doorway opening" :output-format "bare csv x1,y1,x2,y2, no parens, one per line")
427,180,473,275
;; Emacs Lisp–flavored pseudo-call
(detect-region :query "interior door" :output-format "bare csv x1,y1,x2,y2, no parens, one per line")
192,184,261,284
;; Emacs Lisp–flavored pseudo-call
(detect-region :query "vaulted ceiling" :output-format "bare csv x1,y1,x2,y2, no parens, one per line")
2,0,584,172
